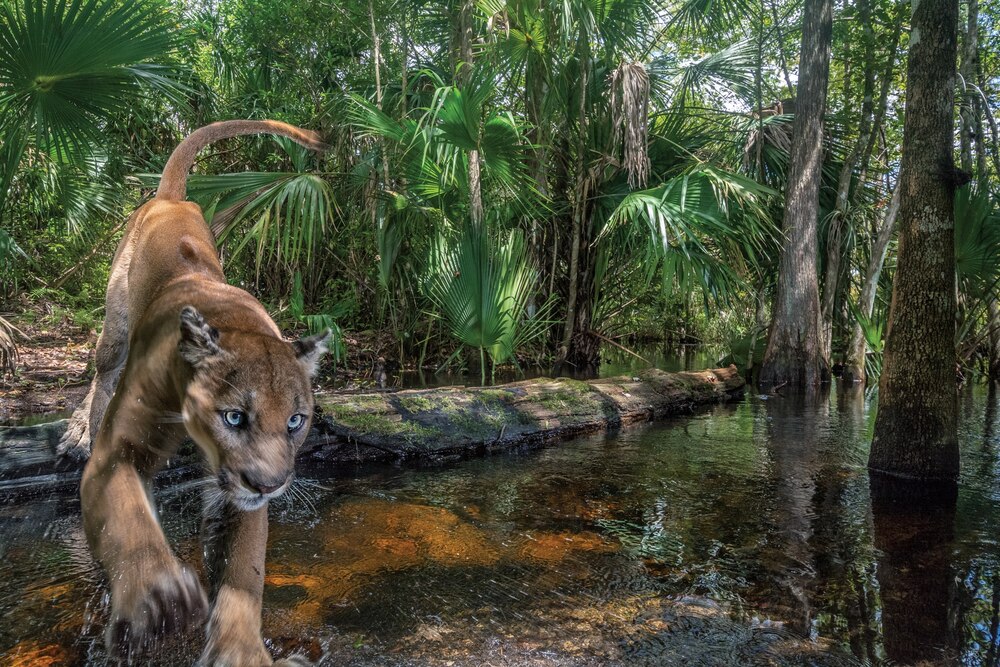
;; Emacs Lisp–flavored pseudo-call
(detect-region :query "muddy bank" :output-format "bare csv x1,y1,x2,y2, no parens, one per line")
0,367,744,491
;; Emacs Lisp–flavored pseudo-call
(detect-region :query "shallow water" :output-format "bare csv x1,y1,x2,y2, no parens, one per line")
3,383,1000,665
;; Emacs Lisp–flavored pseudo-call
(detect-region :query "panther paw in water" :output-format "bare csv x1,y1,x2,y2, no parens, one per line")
107,566,208,658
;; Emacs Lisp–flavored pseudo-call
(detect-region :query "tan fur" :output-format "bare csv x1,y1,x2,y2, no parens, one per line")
60,121,327,666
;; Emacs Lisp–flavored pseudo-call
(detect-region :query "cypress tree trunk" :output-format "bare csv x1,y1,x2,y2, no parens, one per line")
869,0,960,481
759,0,833,388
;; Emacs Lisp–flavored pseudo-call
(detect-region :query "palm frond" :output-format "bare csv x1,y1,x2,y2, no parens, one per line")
0,0,182,165
954,185,1000,302
424,225,554,380
602,165,776,308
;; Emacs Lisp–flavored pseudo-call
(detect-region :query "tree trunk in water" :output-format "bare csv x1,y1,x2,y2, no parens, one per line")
843,184,899,383
759,0,833,388
869,0,959,481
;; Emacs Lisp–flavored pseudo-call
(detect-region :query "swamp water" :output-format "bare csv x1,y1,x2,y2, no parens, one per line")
2,384,1000,666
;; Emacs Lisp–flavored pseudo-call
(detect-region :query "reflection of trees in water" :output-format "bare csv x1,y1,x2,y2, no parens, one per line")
310,386,1000,664
952,384,1000,666
807,384,883,663
756,387,837,636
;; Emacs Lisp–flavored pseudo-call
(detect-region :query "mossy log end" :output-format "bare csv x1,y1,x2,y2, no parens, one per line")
302,366,745,463
0,367,744,492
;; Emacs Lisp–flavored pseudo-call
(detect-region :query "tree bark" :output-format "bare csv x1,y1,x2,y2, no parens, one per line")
557,41,590,368
821,0,877,363
455,0,483,227
869,0,959,481
759,0,834,388
843,184,899,383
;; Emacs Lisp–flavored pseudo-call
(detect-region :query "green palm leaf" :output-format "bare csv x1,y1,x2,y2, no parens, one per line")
954,186,1000,302
424,225,554,381
602,165,776,307
140,139,335,275
0,0,181,166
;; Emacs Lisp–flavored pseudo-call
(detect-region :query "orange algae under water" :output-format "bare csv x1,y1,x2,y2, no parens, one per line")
2,385,1000,665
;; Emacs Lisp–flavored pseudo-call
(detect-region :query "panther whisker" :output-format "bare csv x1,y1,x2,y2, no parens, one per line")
293,478,333,491
156,410,186,424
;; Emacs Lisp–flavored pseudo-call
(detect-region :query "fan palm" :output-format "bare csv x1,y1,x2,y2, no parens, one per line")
0,0,181,213
349,67,539,223
141,136,337,284
954,186,1000,304
601,165,777,309
424,224,554,383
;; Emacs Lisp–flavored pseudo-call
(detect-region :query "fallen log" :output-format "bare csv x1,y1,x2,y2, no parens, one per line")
0,367,744,494
303,366,744,462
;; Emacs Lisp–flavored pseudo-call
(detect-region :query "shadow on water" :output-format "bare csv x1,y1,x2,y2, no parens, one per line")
3,380,1000,665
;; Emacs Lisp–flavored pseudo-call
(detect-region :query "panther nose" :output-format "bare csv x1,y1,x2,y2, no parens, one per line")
241,473,285,495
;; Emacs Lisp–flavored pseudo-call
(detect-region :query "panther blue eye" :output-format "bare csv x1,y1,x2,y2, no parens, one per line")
222,410,245,428
287,414,305,432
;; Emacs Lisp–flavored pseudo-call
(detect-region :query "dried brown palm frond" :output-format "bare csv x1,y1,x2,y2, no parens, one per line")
0,315,24,381
742,110,792,174
610,62,651,189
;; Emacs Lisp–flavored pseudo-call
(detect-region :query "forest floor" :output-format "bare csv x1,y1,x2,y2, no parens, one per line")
0,315,92,423
0,307,448,424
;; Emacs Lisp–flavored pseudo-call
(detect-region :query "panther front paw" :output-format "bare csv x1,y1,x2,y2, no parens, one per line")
106,566,208,657
57,413,92,461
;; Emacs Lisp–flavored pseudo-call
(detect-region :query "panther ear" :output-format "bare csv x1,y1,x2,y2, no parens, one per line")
292,329,331,377
179,306,221,367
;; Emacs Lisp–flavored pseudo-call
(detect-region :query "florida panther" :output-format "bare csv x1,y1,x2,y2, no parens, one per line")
60,120,329,665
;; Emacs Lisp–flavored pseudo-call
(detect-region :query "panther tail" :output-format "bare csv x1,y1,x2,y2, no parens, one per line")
156,120,327,201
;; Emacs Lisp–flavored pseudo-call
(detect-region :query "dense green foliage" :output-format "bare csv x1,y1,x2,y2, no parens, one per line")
1,0,999,382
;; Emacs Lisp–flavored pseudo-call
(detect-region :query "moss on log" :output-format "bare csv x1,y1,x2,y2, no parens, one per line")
302,366,745,462
0,367,744,493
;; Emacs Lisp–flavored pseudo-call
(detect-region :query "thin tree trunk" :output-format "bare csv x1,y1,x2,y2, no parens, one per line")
959,0,978,175
369,0,389,187
821,0,877,363
869,0,960,481
400,15,409,118
557,43,590,366
768,0,795,97
843,184,899,383
856,7,903,196
456,0,483,227
759,0,834,388
746,282,770,381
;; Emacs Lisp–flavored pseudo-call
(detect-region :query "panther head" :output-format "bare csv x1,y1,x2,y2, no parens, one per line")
177,306,328,511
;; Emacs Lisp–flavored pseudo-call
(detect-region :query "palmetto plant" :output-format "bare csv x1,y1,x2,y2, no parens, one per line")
349,67,537,222
0,0,181,211
182,137,336,281
847,299,885,381
424,224,554,383
954,186,1000,305
602,165,777,309
0,0,180,373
